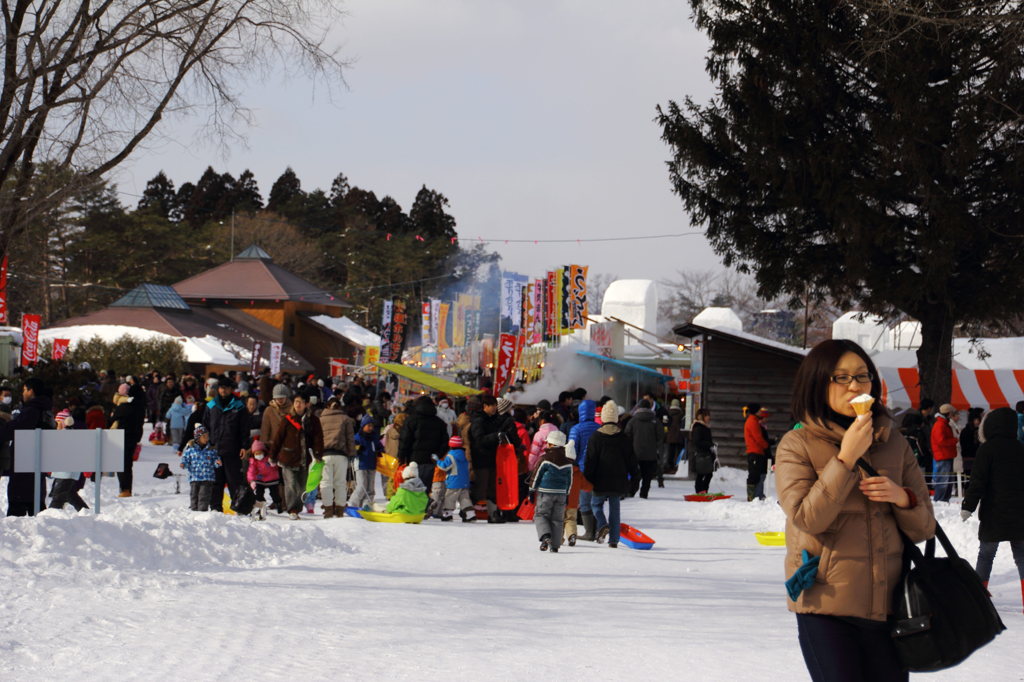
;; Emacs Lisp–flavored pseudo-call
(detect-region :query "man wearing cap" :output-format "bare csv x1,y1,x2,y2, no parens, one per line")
931,404,960,502
204,378,249,511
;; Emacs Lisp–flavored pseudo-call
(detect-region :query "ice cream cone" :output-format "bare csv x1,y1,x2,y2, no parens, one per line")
850,394,874,416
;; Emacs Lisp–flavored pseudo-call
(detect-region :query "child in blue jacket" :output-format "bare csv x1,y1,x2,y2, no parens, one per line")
529,430,574,552
347,415,382,511
180,424,222,511
434,435,474,522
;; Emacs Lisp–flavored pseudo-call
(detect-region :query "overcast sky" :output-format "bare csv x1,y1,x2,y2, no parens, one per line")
115,0,723,289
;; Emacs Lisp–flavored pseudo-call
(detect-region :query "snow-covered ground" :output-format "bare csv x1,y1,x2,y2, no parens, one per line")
2,435,1021,681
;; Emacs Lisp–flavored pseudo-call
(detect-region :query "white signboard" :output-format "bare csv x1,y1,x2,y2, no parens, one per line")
14,429,125,472
269,342,283,374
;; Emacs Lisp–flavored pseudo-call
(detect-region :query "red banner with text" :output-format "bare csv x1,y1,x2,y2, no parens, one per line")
494,333,517,393
21,314,41,366
52,338,70,360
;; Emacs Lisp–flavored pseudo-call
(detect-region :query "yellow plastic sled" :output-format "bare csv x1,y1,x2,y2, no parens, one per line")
358,510,425,524
754,532,785,546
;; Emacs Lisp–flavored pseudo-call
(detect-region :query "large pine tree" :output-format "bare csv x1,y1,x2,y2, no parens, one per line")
658,0,1024,404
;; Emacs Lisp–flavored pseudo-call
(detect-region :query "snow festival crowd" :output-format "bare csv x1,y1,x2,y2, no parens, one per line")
2,341,1024,679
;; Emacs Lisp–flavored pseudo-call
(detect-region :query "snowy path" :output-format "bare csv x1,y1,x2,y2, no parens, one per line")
2,440,1021,681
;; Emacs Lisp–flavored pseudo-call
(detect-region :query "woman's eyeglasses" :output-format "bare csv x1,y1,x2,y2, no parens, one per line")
830,373,875,385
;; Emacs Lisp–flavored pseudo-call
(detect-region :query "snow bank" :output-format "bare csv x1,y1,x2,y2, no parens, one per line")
39,325,242,365
0,504,354,579
309,314,380,348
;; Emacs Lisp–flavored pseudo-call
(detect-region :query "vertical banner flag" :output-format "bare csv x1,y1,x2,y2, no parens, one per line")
559,266,572,334
545,271,556,340
523,282,535,345
20,314,41,366
421,301,432,346
500,272,516,326
0,254,8,324
269,342,283,374
438,303,450,349
365,346,381,366
470,295,481,342
379,299,394,362
553,269,565,336
533,279,545,344
495,333,517,393
430,299,441,347
52,338,70,360
568,264,588,330
453,295,467,347
388,298,408,363
250,340,263,374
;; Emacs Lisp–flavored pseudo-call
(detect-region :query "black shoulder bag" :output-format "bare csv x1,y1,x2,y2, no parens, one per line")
856,459,1006,672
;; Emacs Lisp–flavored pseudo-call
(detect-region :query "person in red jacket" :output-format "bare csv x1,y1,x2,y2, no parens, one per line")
931,403,959,502
744,403,770,501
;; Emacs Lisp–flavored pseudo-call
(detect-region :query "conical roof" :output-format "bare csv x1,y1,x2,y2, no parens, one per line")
235,244,272,261
111,284,190,311
172,254,343,306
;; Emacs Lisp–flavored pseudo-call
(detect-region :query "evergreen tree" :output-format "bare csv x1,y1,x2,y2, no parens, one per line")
267,167,305,215
229,169,264,213
409,186,457,240
328,173,350,207
136,172,178,220
181,166,233,228
657,0,1024,405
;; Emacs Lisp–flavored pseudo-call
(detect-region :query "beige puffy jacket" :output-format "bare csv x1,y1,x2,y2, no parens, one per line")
776,414,935,621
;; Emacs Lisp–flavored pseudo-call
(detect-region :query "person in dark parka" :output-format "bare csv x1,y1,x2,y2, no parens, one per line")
584,400,639,547
112,380,147,496
398,394,449,492
961,407,1024,612
3,378,54,516
203,380,250,510
624,399,663,498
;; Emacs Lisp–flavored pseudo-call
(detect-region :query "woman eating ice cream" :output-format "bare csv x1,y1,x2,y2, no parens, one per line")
775,339,935,681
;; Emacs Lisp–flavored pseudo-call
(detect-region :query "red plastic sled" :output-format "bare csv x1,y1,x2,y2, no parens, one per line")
684,493,733,502
495,439,519,511
619,523,655,550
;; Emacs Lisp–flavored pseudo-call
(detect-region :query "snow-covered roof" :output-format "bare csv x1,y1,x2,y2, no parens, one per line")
832,311,889,351
39,325,241,366
693,306,743,332
308,315,380,348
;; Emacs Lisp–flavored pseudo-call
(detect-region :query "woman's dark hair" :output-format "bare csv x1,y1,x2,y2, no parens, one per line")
744,402,761,417
695,408,711,420
791,339,882,426
1016,400,1024,414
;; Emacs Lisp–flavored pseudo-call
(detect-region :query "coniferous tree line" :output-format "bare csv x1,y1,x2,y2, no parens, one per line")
6,166,500,332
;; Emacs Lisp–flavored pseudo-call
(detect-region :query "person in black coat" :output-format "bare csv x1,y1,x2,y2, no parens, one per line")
961,407,1024,609
690,408,715,494
178,399,206,454
624,399,663,498
583,400,638,547
398,394,448,492
203,380,250,510
959,407,984,475
3,378,54,516
112,380,147,496
469,395,520,521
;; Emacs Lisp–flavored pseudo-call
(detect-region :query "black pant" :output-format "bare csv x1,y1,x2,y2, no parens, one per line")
254,482,283,510
746,453,768,485
117,438,139,493
638,460,658,498
211,451,244,512
6,472,47,516
796,613,906,682
50,479,89,511
694,473,713,493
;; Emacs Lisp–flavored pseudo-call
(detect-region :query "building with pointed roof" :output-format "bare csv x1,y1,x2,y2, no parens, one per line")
45,246,376,378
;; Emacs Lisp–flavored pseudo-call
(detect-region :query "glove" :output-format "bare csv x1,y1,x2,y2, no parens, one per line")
431,454,439,461
250,481,257,491
961,510,972,522
785,550,820,601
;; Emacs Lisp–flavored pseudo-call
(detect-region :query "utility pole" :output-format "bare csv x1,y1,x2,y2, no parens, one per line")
229,210,235,260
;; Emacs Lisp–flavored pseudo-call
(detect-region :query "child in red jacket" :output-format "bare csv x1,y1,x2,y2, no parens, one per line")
246,440,282,520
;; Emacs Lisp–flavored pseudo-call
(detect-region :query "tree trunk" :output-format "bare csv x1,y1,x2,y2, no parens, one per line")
915,306,955,407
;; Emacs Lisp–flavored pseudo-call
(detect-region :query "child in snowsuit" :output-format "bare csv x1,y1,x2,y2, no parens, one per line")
180,424,222,511
347,415,382,511
386,461,429,515
164,396,191,449
434,435,475,522
246,439,282,519
49,411,89,511
529,430,574,552
563,453,592,547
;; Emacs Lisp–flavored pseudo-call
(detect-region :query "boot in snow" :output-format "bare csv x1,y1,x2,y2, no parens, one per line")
595,525,610,544
323,505,335,519
746,484,756,502
580,512,597,541
539,534,550,551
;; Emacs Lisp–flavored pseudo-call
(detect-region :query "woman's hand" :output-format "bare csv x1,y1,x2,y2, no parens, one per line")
859,476,911,508
838,415,873,468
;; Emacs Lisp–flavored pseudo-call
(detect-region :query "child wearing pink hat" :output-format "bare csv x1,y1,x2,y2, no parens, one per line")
246,439,281,520
434,435,474,522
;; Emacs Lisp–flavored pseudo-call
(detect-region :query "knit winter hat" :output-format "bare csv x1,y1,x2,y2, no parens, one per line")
55,408,71,422
251,439,265,453
193,424,208,438
497,398,513,415
601,400,619,424
545,430,567,447
117,383,129,396
272,383,291,399
403,461,420,481
448,435,463,449
939,403,956,415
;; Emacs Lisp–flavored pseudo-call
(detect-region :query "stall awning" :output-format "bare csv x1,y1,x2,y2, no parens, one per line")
575,351,671,382
879,367,1024,411
374,363,482,397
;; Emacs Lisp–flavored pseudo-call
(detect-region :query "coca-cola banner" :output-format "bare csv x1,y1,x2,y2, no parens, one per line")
52,338,70,360
21,314,41,366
